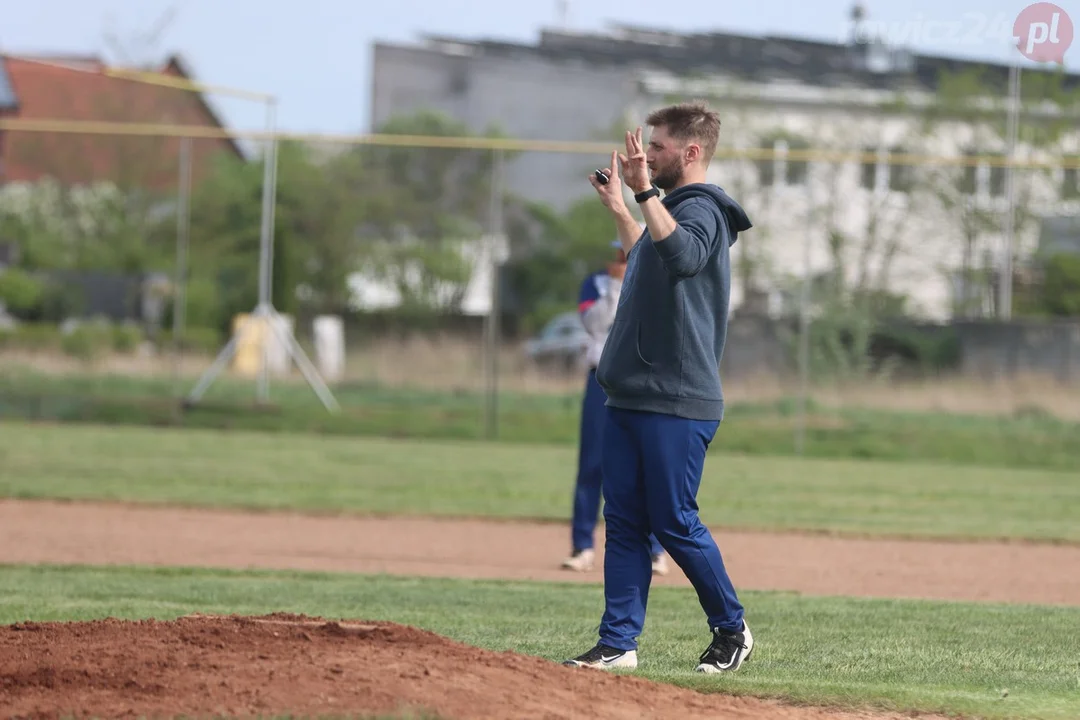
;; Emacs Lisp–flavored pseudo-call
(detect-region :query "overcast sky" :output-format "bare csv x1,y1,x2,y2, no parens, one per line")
3,0,1077,136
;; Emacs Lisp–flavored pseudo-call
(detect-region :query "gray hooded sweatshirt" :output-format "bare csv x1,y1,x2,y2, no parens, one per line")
595,182,753,421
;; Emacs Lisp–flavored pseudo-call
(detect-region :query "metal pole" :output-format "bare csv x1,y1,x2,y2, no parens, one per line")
256,99,278,403
265,311,341,412
267,113,281,306
186,97,337,412
173,136,193,396
1000,62,1021,320
795,174,813,456
187,334,240,403
483,149,505,440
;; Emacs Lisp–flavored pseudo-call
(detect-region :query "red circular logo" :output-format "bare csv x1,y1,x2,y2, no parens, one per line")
1014,2,1073,63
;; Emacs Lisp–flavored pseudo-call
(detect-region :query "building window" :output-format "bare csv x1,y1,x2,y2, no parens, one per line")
756,140,775,187
784,137,810,185
859,146,878,191
887,146,914,193
960,151,978,196
986,152,1006,197
1062,156,1079,199
860,146,914,193
960,150,1007,198
755,133,810,188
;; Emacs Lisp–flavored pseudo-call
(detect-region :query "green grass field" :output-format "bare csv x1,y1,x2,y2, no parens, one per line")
3,564,1079,720
3,417,1079,719
4,369,1080,470
1,421,1078,542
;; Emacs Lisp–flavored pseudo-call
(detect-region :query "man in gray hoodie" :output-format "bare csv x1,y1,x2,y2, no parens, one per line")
563,101,755,675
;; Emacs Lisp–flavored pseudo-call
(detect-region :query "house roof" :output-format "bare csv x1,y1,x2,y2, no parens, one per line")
410,24,1080,96
0,53,244,158
0,52,245,187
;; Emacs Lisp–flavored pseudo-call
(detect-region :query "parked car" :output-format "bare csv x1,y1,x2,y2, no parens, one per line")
523,310,590,373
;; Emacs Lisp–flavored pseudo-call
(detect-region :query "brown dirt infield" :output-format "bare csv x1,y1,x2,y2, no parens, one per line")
3,498,1077,719
3,499,1078,605
1,613,951,720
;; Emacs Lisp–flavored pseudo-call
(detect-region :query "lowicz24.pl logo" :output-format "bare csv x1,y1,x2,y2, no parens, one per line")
1013,2,1073,63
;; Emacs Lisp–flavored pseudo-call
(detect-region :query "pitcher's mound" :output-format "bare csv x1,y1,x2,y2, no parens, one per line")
2,613,927,719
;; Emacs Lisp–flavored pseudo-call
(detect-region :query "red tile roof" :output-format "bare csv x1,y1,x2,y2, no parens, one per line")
0,53,245,190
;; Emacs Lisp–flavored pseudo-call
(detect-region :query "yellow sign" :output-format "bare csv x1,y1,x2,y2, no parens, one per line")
231,313,266,377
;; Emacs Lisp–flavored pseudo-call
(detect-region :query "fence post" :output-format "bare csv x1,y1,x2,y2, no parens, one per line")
795,172,813,456
482,148,505,440
172,136,193,397
999,62,1021,320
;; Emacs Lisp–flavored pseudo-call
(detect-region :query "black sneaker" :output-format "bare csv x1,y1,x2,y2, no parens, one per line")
562,642,638,670
695,622,753,673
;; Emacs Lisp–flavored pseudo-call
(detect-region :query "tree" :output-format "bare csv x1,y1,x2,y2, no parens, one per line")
1040,253,1080,316
916,65,1080,318
350,111,510,314
176,110,511,330
502,195,619,331
797,128,921,379
182,140,326,329
0,177,175,275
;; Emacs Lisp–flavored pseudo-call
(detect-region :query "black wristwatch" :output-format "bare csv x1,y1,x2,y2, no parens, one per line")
634,186,660,203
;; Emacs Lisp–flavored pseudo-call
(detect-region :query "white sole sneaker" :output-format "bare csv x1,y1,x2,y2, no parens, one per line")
563,644,638,670
695,622,753,673
561,549,595,572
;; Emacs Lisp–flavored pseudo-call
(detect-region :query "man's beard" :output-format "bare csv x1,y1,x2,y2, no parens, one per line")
650,159,685,190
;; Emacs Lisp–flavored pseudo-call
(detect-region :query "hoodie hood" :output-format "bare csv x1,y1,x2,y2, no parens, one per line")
662,183,752,246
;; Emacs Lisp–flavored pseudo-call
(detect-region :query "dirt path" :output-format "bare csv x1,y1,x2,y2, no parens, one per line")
3,499,1078,606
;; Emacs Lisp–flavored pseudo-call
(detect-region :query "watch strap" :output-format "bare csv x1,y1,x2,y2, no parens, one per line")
634,186,660,203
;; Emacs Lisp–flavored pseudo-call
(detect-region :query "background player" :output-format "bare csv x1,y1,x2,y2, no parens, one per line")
562,238,668,576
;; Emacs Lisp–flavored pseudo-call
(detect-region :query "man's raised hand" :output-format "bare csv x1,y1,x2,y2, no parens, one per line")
620,126,651,194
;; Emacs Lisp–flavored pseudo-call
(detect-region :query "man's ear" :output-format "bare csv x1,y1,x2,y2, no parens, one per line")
686,143,702,164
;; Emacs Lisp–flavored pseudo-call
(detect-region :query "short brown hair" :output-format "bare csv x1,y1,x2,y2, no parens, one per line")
646,100,721,163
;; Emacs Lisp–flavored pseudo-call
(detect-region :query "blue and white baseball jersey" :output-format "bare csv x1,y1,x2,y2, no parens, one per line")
578,269,620,370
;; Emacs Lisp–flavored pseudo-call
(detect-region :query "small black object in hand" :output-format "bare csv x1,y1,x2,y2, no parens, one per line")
594,169,610,185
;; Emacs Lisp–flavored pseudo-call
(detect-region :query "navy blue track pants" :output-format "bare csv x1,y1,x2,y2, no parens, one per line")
598,406,744,650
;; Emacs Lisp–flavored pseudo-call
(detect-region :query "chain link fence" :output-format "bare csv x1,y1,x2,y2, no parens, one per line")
1,117,1079,444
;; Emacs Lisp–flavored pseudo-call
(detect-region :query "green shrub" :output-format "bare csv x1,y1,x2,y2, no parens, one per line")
61,319,114,361
161,277,223,332
39,283,86,323
0,323,62,351
1043,253,1080,316
0,268,45,317
112,323,144,353
0,321,146,356
157,326,223,354
873,326,962,374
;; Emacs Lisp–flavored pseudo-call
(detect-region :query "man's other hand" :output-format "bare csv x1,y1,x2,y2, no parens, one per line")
589,151,628,214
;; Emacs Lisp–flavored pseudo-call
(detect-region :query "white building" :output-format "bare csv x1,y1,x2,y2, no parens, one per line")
369,17,1080,321
346,234,509,316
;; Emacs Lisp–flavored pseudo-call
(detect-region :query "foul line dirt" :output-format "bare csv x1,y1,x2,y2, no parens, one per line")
2,499,1078,606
